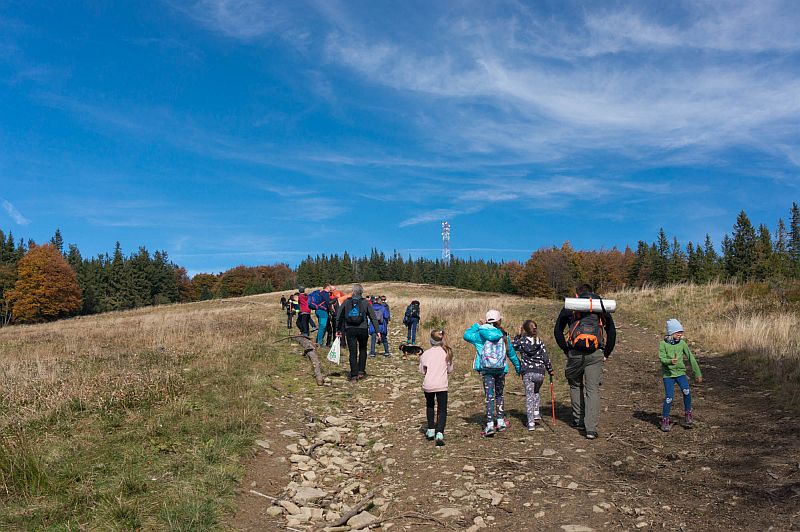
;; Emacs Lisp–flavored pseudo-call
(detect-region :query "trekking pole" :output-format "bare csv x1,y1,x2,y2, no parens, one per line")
550,375,556,428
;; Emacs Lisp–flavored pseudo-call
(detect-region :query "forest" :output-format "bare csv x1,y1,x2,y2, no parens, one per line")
1,203,798,325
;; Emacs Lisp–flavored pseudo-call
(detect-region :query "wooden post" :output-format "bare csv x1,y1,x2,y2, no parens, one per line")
295,335,325,386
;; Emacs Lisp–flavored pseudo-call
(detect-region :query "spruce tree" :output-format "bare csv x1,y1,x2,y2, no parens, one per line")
789,203,800,275
728,210,757,280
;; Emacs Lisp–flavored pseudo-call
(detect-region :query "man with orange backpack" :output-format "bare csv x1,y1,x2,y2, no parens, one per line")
554,283,616,440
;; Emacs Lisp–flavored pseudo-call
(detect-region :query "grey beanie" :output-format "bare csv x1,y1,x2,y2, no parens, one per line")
298,286,305,293
666,319,684,336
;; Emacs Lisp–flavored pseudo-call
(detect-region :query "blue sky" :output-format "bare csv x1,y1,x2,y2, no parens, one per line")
1,1,799,274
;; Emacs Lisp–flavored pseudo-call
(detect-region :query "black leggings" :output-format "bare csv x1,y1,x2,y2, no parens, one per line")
297,313,310,336
425,391,448,434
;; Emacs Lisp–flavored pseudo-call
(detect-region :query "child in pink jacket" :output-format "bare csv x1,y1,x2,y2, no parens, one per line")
419,329,454,446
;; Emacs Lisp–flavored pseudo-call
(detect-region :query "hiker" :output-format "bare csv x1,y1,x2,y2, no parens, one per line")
280,295,288,310
403,300,421,344
296,287,311,337
336,284,382,381
512,320,555,431
419,329,454,446
368,297,391,357
659,319,703,432
464,310,521,437
554,283,616,440
326,289,344,347
308,284,333,345
286,293,297,330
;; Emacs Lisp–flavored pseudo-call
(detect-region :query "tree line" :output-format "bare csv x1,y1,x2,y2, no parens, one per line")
2,202,798,324
0,230,295,324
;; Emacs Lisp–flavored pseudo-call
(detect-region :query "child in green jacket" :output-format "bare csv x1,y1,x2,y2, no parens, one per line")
659,319,703,432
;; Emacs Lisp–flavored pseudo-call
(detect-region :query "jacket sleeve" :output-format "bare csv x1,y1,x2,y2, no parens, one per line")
542,346,554,375
554,309,571,353
506,337,521,374
511,335,522,351
658,341,671,365
336,302,346,333
418,357,427,375
684,343,702,378
603,313,616,356
463,323,481,344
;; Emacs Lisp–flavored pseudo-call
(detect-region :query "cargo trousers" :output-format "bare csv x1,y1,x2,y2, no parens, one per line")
564,350,604,433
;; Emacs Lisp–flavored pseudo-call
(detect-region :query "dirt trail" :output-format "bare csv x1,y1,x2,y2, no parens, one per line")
233,316,800,531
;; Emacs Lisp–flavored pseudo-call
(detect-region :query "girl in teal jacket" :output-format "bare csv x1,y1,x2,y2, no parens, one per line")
659,319,703,432
464,309,521,436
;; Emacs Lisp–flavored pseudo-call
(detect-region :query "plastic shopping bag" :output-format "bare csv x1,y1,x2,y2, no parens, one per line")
327,337,341,365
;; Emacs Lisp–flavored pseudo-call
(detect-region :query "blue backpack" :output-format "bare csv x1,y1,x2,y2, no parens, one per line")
345,298,365,325
308,290,323,310
480,338,507,370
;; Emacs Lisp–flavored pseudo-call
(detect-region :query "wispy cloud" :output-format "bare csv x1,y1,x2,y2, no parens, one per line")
399,206,482,227
1,199,30,225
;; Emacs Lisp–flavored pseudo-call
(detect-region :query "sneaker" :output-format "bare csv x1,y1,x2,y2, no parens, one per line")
571,419,586,430
425,428,435,440
496,418,509,432
585,431,598,440
533,413,542,421
357,373,366,380
481,423,496,437
435,432,445,446
684,411,694,428
383,352,391,357
661,417,671,432
369,353,376,358
528,422,536,431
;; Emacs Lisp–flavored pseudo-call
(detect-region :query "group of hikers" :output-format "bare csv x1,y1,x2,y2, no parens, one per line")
280,285,423,374
281,282,704,446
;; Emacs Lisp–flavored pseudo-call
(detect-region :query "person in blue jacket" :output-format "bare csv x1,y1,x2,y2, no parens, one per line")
368,298,391,357
464,309,521,437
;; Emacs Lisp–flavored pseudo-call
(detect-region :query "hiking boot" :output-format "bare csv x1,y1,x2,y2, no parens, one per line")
435,432,445,446
425,428,435,440
496,418,509,432
357,372,366,380
661,417,671,432
684,410,694,428
571,419,586,431
481,423,496,437
585,431,598,440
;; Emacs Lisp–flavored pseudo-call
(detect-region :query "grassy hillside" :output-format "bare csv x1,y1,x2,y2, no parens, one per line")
610,281,800,406
0,282,556,530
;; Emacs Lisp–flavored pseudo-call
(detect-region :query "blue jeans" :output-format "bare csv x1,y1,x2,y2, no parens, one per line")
407,319,418,343
315,310,328,344
370,333,389,355
662,375,691,417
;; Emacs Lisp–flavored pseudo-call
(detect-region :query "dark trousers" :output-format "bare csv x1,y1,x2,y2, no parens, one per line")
346,328,369,378
325,316,335,346
425,391,448,433
286,311,294,329
297,313,310,336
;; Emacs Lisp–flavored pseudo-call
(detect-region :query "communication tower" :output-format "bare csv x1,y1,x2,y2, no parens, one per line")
441,221,451,265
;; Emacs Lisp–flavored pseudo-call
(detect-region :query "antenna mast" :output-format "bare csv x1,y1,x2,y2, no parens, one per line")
441,221,451,265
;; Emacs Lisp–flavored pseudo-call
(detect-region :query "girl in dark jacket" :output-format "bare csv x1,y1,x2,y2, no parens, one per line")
512,320,554,431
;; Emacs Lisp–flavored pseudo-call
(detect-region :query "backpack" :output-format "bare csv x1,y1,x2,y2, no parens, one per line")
568,311,606,352
372,304,385,324
307,290,323,311
345,298,366,326
480,337,508,370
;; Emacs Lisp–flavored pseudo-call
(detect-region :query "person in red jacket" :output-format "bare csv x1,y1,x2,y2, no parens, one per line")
296,286,311,337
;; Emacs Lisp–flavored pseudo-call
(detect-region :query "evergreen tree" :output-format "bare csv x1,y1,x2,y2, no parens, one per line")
667,236,687,283
789,202,800,274
50,229,64,255
774,218,790,279
727,210,757,280
753,224,774,281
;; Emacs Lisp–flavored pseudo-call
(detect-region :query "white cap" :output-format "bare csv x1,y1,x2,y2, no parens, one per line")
485,309,502,323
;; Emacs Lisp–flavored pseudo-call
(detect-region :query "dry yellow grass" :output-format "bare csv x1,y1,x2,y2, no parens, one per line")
610,281,800,404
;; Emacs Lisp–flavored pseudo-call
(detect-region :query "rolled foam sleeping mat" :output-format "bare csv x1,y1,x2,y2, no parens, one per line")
564,297,616,313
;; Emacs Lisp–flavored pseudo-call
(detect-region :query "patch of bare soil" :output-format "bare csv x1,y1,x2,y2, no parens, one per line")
231,318,800,531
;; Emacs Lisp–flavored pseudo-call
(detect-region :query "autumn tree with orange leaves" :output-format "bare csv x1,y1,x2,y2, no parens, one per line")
8,243,82,323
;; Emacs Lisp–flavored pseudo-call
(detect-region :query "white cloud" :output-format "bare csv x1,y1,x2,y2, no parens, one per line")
1,199,30,225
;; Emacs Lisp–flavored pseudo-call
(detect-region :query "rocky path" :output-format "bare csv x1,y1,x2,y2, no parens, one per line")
233,318,800,531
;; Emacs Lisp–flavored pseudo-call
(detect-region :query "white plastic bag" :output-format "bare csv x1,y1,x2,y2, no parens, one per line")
327,337,341,365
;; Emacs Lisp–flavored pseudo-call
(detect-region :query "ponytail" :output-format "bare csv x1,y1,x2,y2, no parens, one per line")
430,329,454,365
